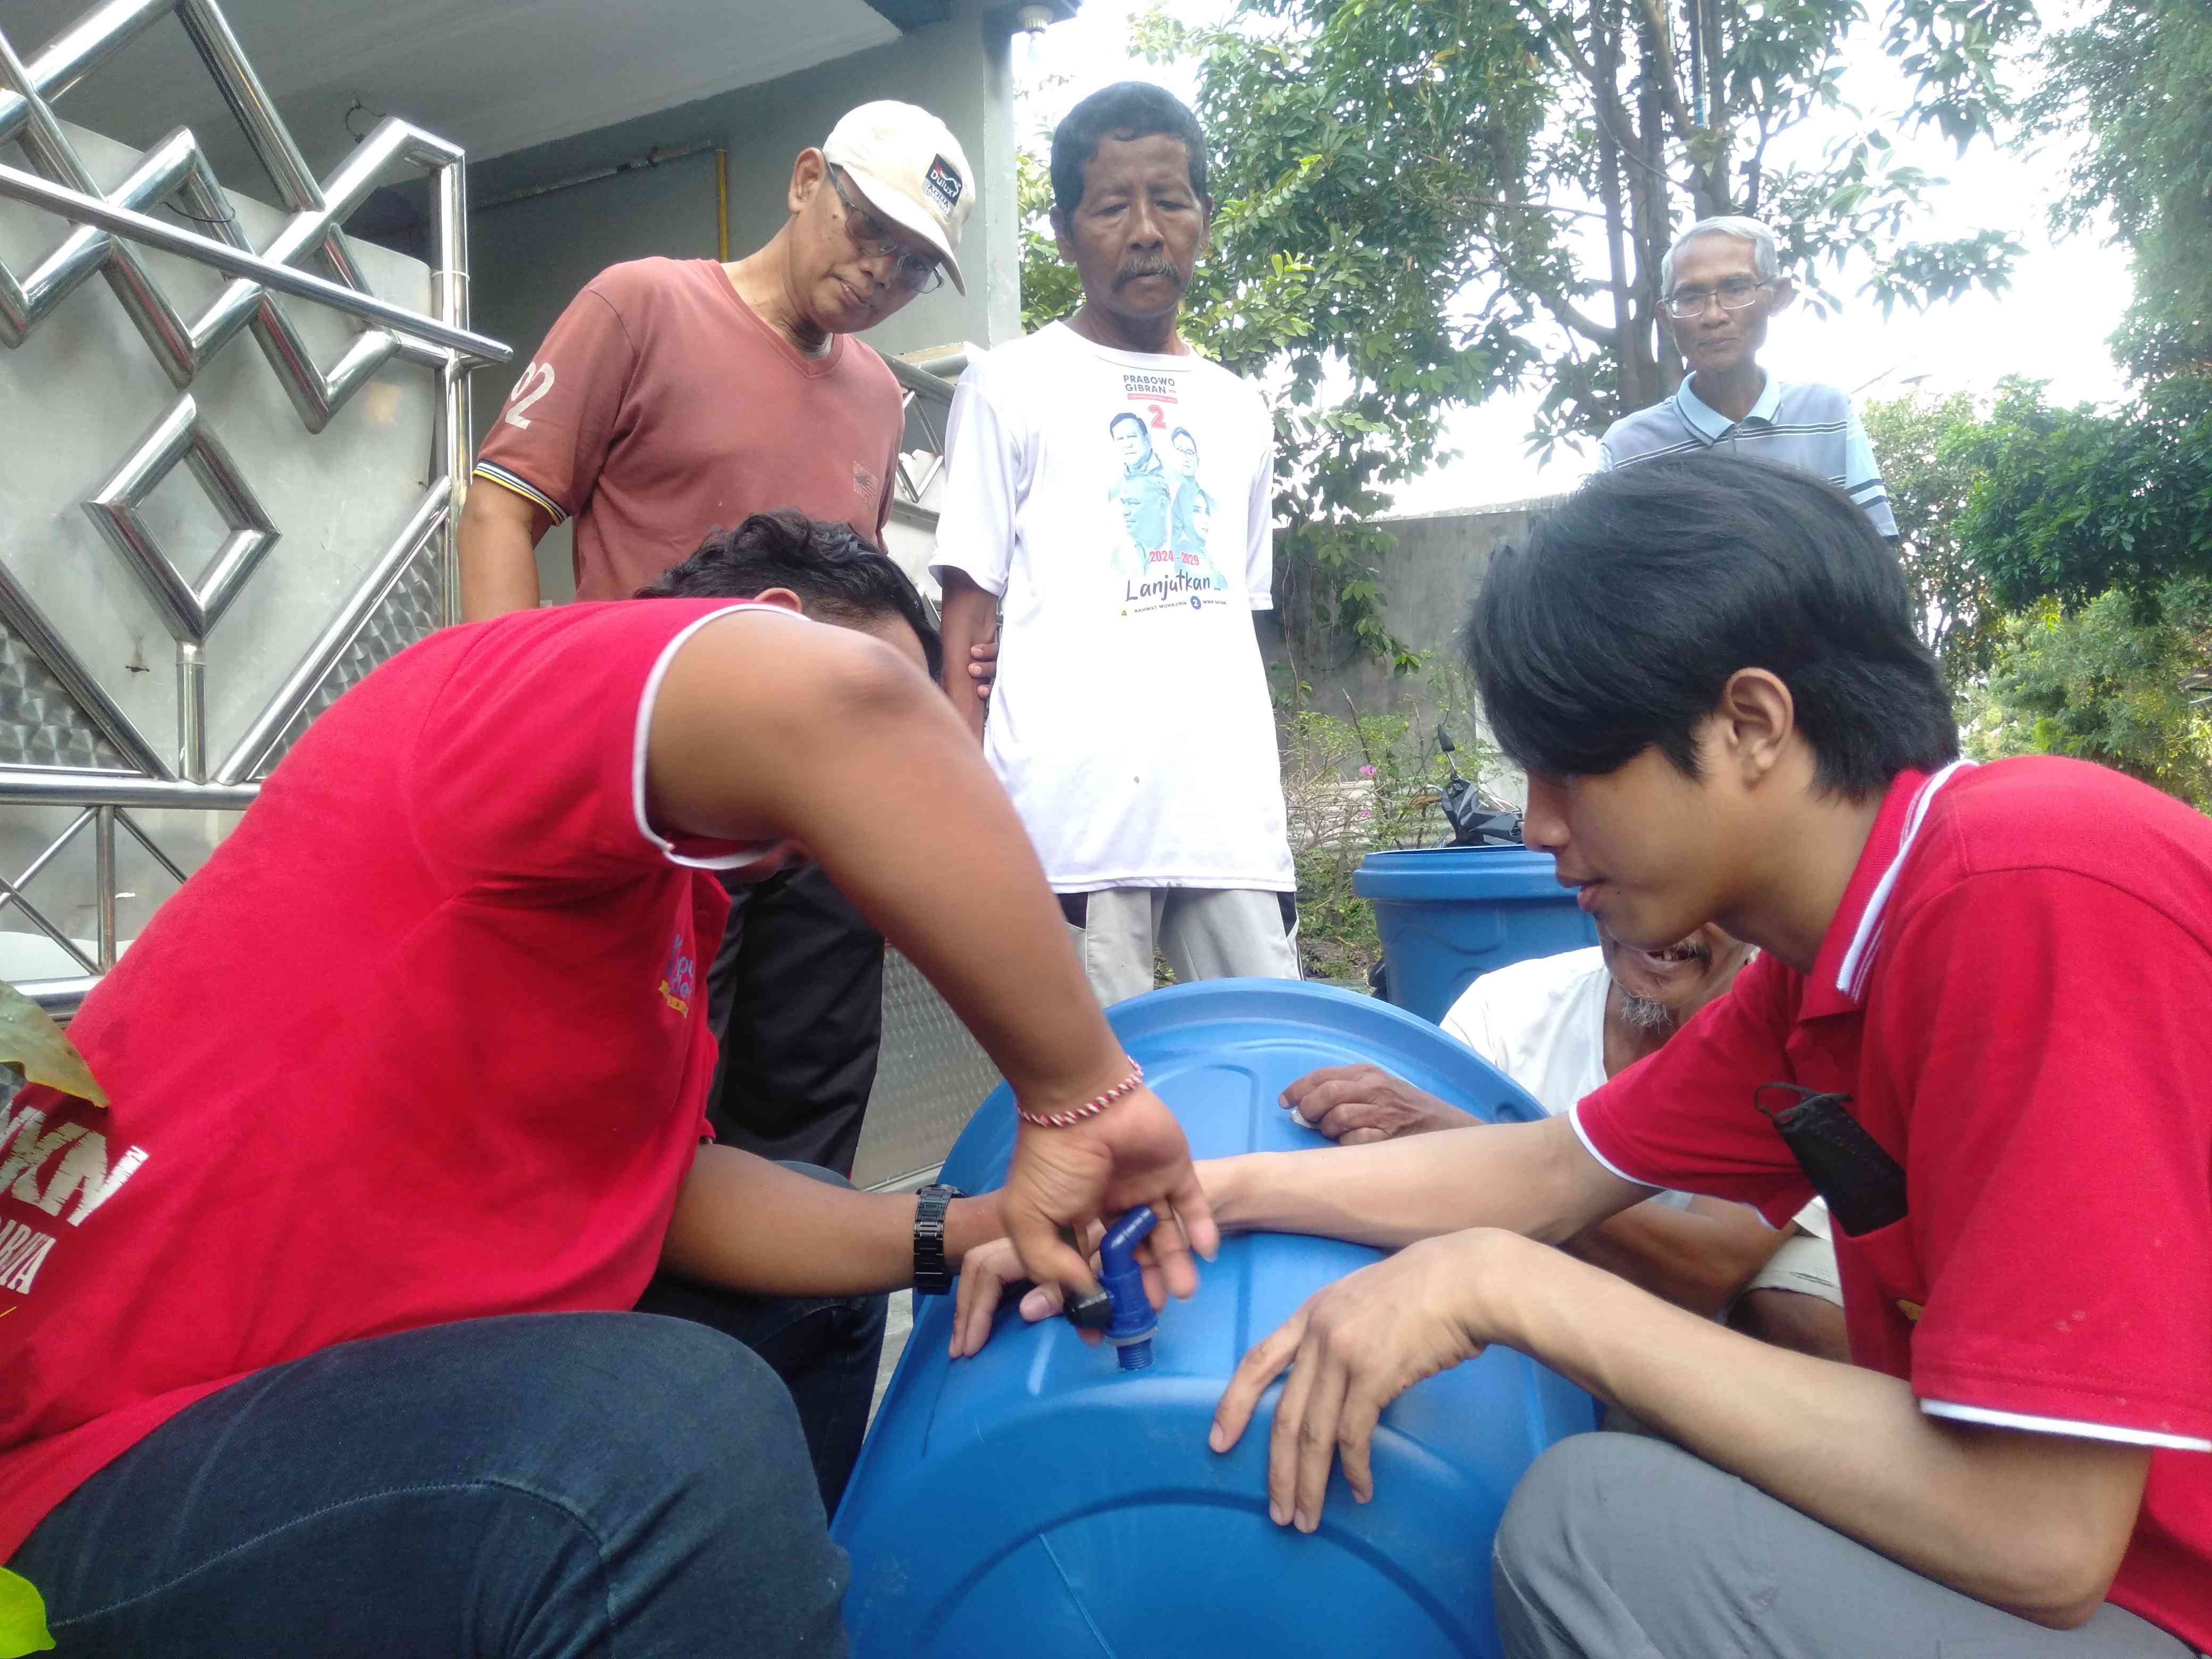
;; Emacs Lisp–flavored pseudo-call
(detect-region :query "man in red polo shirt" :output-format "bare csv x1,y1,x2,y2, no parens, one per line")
1171,458,2208,1654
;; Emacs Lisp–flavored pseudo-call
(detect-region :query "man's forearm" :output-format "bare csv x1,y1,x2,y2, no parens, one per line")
1204,1116,1648,1249
649,611,1217,1307
649,615,1124,1116
935,575,997,742
1482,1233,2146,1627
457,486,546,621
660,1144,1002,1295
1561,1196,1786,1317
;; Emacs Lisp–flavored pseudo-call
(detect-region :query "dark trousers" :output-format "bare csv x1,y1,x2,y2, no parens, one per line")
635,1160,886,1516
11,1312,852,1657
708,860,885,1178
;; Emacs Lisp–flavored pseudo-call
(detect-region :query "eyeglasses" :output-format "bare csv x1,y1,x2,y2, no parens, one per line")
1664,278,1770,320
827,168,945,295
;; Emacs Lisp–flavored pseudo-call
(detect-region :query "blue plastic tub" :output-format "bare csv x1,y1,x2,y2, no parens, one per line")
1355,846,1597,1024
834,980,1598,1657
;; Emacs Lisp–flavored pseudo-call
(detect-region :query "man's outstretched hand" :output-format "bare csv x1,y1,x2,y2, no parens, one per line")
1279,1063,1476,1144
951,1221,1175,1357
999,1085,1218,1310
1210,1230,1504,1532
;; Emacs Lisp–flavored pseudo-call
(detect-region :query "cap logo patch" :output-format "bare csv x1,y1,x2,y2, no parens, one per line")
924,156,963,215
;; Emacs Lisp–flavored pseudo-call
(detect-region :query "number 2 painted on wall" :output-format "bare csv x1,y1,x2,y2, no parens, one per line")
503,361,556,430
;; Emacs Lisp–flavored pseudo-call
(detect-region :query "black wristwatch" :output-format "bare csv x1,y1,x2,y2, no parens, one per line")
912,1183,963,1295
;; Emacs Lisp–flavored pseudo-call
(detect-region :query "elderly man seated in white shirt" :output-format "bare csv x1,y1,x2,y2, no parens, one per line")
1279,924,1848,1360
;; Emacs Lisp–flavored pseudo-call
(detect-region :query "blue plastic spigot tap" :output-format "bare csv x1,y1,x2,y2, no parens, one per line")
1099,1206,1159,1371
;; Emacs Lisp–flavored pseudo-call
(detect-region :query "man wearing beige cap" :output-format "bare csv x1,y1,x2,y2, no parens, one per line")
459,102,974,1195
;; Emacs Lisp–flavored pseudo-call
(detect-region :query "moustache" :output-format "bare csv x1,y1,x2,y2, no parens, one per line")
1115,262,1183,290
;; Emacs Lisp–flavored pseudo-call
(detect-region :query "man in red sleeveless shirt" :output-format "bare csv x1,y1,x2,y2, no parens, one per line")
462,101,988,1187
1,517,1212,1656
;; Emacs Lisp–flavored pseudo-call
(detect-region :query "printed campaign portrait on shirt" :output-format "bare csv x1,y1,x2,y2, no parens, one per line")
1110,372,1229,613
926,321,1296,895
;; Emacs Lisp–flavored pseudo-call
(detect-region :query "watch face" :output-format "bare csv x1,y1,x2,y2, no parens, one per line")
918,1184,962,1201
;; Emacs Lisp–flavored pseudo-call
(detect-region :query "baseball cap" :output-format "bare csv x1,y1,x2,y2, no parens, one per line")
821,101,974,295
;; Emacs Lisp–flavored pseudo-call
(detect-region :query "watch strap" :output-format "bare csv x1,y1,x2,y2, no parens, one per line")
913,1183,960,1295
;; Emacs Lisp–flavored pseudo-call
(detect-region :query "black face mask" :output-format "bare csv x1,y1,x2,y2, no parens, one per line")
1754,1083,1907,1237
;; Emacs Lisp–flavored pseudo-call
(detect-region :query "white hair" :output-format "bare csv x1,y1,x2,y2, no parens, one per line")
1618,989,1680,1033
1659,215,1780,296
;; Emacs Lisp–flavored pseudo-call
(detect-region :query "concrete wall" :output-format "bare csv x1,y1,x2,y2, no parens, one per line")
1261,497,1563,806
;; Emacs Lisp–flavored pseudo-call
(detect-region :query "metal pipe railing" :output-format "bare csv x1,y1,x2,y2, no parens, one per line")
0,772,259,810
434,148,473,623
0,0,506,1017
0,0,174,147
21,976,98,1018
0,163,509,364
0,814,100,978
217,479,448,784
0,562,171,780
889,357,956,508
92,805,116,971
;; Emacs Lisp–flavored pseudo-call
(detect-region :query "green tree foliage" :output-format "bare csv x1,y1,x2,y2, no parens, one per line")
1145,0,2031,449
1943,1,2212,619
1889,377,2212,811
0,979,105,1107
1012,0,2034,665
2027,0,2212,381
1962,579,2212,808
1015,147,1083,337
1860,388,1998,686
0,1566,54,1657
1953,374,2212,613
1018,6,1548,667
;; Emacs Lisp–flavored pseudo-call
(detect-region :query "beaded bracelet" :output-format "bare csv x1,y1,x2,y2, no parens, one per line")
1016,1061,1145,1128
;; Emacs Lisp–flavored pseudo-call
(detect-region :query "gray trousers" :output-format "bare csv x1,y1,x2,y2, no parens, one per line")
1060,886,1299,1007
1493,1432,2197,1659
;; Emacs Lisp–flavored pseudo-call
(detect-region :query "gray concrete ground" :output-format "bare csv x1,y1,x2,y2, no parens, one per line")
861,1164,939,1419
870,1292,914,1421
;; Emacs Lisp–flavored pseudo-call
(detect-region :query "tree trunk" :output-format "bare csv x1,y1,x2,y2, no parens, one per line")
1700,0,1733,215
1593,3,1637,409
1607,6,1676,406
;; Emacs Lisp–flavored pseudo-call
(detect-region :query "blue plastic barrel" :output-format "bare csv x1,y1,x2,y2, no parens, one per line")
1355,846,1597,1025
834,981,1598,1657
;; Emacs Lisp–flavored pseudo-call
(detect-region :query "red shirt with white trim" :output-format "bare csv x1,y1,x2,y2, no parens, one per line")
1572,757,2212,1648
0,599,789,1559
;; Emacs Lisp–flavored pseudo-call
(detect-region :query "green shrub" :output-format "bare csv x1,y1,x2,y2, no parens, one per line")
1278,671,1499,986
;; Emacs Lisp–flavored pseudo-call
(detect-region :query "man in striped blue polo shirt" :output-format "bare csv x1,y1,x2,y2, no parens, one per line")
1599,215,1898,537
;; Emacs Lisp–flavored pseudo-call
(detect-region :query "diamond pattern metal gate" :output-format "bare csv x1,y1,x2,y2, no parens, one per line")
0,6,995,1183
0,0,507,1011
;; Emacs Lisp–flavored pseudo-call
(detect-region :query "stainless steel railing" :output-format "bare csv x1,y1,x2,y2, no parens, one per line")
0,0,507,1012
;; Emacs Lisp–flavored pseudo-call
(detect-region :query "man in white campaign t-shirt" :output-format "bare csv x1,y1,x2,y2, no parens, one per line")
933,82,1296,1006
1280,925,1848,1360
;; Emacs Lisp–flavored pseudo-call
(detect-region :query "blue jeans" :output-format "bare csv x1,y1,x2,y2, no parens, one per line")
631,1159,887,1516
635,1266,884,1515
10,1312,851,1657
